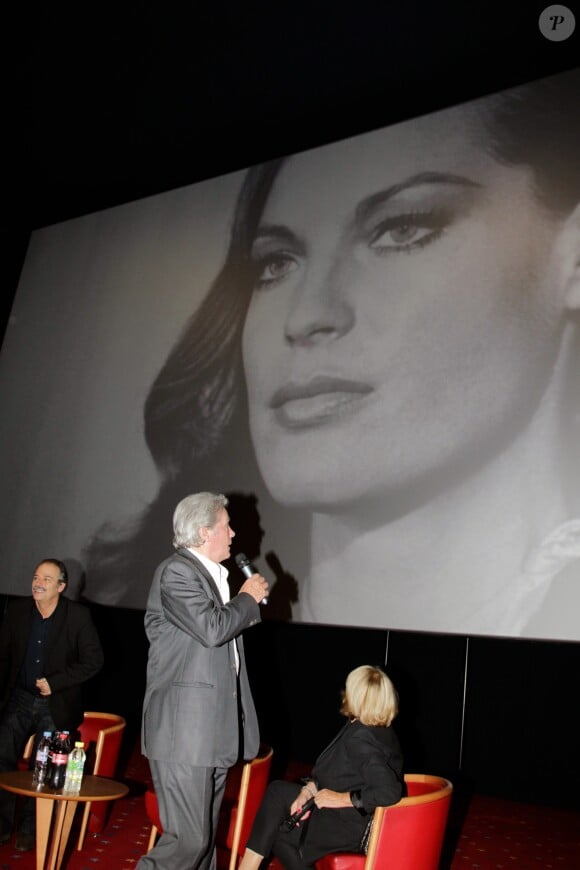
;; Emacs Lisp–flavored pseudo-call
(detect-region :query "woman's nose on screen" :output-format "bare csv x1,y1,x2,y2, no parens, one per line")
283,259,355,347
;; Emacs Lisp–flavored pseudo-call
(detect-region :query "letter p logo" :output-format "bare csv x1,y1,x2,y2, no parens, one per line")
539,5,576,40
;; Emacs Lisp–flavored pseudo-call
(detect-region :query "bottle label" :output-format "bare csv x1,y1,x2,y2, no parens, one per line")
52,753,68,765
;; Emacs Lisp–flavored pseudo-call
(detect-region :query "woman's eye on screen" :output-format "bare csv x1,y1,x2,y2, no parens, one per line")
369,210,448,254
253,252,299,290
249,206,451,292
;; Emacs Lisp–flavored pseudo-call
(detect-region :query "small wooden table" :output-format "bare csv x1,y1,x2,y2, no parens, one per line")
0,770,129,870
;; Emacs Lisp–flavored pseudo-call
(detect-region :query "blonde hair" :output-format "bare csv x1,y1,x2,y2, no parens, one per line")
341,665,398,726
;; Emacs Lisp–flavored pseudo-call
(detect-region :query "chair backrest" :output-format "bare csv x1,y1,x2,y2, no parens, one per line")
313,774,453,870
19,711,126,776
20,734,36,768
226,744,274,870
78,711,126,777
364,774,453,870
76,712,127,849
145,787,161,823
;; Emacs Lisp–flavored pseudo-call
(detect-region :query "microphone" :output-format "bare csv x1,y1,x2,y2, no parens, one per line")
235,552,268,604
280,796,315,831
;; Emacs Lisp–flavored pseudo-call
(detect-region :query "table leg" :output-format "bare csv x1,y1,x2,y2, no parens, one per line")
53,800,77,870
46,800,66,870
35,797,55,870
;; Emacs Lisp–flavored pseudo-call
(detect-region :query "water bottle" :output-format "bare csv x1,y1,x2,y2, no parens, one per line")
32,731,53,786
63,741,86,793
48,732,70,789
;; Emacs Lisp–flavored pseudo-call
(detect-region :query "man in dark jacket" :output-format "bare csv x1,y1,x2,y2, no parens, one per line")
0,558,104,851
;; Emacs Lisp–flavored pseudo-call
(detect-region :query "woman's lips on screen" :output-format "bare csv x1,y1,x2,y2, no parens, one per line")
270,376,373,427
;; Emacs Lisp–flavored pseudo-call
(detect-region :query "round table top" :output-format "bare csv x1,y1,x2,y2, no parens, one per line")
0,771,129,802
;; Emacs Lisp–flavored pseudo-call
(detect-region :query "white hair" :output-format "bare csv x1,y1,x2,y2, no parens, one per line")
172,492,228,548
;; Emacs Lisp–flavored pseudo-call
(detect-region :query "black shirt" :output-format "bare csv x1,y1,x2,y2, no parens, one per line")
18,607,54,693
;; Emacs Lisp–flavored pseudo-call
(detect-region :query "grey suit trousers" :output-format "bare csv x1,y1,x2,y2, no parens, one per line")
137,761,228,870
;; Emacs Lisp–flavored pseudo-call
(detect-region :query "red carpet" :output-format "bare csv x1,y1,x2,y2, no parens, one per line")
0,740,578,868
451,793,580,869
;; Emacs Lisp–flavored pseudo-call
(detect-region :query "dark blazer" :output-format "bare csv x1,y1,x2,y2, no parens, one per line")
300,719,404,863
0,596,104,730
141,548,261,768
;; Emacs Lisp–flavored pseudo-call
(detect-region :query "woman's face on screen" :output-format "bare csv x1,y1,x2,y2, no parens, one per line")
241,100,567,510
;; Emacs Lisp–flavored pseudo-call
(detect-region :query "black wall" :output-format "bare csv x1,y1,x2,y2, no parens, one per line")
61,601,580,812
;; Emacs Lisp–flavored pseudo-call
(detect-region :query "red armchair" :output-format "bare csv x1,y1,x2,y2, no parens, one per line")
145,788,163,854
75,712,126,849
225,744,273,869
312,774,453,870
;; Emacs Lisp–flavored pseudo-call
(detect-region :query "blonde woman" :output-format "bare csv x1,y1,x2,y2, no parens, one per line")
238,666,404,870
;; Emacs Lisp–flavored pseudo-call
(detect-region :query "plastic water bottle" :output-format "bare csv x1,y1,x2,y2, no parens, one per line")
32,731,53,786
48,732,70,789
63,741,86,793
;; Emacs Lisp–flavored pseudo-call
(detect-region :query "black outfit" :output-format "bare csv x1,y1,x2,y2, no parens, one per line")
0,596,104,836
247,719,404,869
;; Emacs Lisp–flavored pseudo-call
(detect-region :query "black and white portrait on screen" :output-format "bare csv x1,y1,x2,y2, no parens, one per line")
1,68,579,640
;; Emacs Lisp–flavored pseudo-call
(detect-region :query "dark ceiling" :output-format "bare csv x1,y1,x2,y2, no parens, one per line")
2,2,578,334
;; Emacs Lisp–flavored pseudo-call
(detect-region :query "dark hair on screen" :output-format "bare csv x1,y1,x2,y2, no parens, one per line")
144,157,284,479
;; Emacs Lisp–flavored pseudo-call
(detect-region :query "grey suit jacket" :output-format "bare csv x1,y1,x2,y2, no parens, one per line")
141,548,261,768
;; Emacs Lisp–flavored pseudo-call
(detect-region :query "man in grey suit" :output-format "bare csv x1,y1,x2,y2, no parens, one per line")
137,492,269,870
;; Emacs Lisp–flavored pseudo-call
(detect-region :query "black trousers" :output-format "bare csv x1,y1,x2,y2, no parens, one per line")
246,780,316,870
0,688,56,835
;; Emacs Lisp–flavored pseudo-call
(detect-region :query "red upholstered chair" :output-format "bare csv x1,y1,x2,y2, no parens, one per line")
75,712,126,850
225,744,273,869
144,744,273,869
145,787,163,853
311,774,453,870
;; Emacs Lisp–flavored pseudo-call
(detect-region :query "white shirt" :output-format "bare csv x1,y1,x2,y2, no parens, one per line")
188,548,239,672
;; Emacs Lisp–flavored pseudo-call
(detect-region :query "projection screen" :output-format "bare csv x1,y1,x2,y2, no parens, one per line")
1,67,579,641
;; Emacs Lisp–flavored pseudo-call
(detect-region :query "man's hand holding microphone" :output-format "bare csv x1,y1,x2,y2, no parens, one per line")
236,553,269,604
